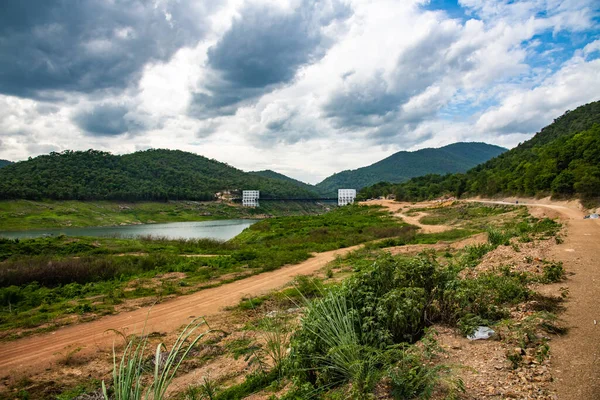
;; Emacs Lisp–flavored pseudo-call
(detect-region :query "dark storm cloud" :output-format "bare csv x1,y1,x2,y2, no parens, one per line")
190,0,351,117
323,21,469,131
73,104,142,136
0,0,211,98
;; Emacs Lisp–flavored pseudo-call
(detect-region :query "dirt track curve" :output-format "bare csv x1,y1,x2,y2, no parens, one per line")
0,246,360,377
363,199,453,233
472,200,600,400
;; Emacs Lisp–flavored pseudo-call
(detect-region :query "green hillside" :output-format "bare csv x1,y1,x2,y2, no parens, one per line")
0,149,317,201
0,160,12,168
249,169,317,195
359,101,600,203
315,142,506,195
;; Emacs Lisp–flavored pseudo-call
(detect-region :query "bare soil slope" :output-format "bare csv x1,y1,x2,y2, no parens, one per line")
473,199,600,399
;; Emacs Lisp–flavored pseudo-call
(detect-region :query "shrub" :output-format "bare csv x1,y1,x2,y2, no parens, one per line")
102,317,212,400
487,228,512,247
541,262,565,283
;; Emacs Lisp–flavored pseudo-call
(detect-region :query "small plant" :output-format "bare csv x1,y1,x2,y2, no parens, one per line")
325,267,334,279
198,376,219,400
541,262,565,283
555,235,564,244
261,316,292,374
388,345,463,400
457,314,490,337
487,228,504,246
506,349,523,369
226,338,257,360
102,317,213,400
55,345,83,366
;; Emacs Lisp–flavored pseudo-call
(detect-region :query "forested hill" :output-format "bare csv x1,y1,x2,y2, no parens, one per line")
250,170,316,195
0,160,13,168
0,149,318,201
315,142,506,196
359,101,600,202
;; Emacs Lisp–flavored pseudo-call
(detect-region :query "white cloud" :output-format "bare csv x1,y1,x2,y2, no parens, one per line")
0,0,598,184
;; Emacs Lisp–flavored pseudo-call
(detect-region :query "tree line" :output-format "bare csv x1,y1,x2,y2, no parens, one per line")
359,101,600,204
0,149,317,201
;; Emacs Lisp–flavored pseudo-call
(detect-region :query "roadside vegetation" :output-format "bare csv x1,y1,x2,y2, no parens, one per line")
1,201,567,399
173,209,565,400
0,205,412,338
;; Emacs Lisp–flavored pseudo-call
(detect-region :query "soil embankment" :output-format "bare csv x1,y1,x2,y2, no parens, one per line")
472,199,600,399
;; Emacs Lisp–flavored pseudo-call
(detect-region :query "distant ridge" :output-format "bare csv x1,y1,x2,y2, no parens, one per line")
314,142,507,196
0,160,13,168
250,170,316,194
359,100,600,202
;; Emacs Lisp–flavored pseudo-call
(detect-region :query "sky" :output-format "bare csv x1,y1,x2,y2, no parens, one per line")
0,0,599,184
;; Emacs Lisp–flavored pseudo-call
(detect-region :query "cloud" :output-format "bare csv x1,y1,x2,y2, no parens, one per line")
0,0,212,98
189,0,351,117
0,0,599,183
475,57,600,135
73,104,144,136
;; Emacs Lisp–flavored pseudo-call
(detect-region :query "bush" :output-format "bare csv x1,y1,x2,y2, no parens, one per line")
541,262,565,283
487,228,511,247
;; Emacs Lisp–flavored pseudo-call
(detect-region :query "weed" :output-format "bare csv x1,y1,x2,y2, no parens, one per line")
325,267,334,279
212,369,279,400
102,317,213,400
260,316,292,374
388,345,463,400
541,262,565,283
188,376,219,400
55,345,84,366
487,228,511,247
506,349,523,369
225,338,258,360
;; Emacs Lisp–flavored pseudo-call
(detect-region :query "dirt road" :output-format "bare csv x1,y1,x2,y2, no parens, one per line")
362,199,453,233
0,246,359,377
472,199,600,399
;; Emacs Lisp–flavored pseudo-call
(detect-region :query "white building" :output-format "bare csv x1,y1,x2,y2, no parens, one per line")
338,189,356,206
242,190,260,207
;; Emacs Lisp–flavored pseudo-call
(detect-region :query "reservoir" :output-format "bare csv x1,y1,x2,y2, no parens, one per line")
0,219,257,241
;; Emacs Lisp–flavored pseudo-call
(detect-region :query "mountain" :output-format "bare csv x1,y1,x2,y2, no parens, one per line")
360,101,600,202
250,170,317,195
315,142,507,195
0,149,317,201
0,160,13,168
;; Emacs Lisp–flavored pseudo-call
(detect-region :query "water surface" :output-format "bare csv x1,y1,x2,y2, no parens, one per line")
0,219,257,241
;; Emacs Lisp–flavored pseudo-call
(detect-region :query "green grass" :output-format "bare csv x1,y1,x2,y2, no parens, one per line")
0,200,331,231
0,205,410,336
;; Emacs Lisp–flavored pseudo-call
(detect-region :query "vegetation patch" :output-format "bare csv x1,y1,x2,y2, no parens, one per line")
0,205,410,335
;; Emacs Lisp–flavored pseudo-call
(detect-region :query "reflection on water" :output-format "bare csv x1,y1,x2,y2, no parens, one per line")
0,219,257,241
